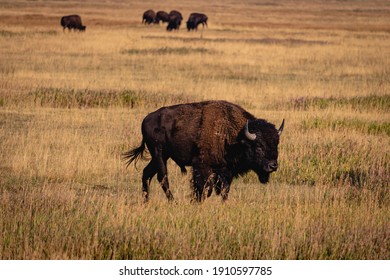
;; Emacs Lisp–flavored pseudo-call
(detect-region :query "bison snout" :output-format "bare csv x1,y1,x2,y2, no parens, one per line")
267,161,278,172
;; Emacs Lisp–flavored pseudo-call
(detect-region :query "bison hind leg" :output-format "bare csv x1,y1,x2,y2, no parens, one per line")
142,159,157,203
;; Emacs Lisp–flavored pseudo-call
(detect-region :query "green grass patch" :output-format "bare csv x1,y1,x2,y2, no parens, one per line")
282,95,390,112
302,117,390,136
277,140,388,188
0,29,58,37
0,30,22,37
142,35,329,46
122,47,215,56
6,87,198,108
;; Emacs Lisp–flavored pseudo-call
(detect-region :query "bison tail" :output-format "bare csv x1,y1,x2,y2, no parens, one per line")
122,140,147,168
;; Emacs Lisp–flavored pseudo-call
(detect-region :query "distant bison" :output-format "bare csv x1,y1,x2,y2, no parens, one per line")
155,11,170,24
166,10,183,31
60,15,86,32
142,9,156,24
187,13,208,31
124,100,284,203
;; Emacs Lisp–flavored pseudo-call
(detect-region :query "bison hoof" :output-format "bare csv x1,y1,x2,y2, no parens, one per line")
143,191,149,203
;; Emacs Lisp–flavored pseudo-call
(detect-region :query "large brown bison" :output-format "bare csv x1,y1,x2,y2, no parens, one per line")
155,11,170,24
124,100,284,203
60,15,86,32
186,13,208,31
166,10,183,31
142,9,156,24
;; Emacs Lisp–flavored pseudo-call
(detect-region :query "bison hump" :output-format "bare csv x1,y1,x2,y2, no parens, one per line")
196,101,250,165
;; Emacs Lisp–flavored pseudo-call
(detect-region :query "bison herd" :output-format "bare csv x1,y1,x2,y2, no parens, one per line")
143,9,208,31
60,10,207,33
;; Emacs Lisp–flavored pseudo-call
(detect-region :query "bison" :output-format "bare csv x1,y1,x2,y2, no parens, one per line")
166,10,183,31
60,15,86,32
123,100,284,203
187,13,208,31
142,9,156,24
155,11,170,24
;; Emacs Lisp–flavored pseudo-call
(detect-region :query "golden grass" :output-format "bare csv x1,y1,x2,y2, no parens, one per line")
0,0,389,259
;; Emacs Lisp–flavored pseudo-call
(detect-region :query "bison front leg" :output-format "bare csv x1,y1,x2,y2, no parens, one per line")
192,166,213,202
213,172,232,202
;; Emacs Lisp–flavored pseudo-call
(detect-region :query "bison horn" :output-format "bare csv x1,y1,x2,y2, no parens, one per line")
278,119,285,136
245,120,256,141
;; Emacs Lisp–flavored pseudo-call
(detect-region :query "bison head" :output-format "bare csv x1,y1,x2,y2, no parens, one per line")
242,119,284,183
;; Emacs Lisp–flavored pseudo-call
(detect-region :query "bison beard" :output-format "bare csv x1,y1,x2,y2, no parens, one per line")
123,100,284,203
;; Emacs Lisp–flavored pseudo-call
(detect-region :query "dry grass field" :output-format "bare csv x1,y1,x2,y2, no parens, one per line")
0,0,389,259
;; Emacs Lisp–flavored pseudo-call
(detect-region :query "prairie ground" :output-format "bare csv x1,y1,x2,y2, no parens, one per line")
0,0,389,259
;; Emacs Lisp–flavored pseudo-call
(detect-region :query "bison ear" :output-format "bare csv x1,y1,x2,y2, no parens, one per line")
278,119,285,136
245,120,257,141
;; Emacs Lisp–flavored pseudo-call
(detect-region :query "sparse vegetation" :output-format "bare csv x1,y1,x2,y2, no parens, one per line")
283,95,390,112
0,0,389,260
301,117,390,136
9,87,195,108
122,47,216,56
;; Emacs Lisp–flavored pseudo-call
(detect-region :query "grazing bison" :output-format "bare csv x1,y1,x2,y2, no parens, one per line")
167,16,182,31
166,10,183,31
187,13,208,31
60,15,86,32
142,9,156,24
123,100,284,203
155,11,170,24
